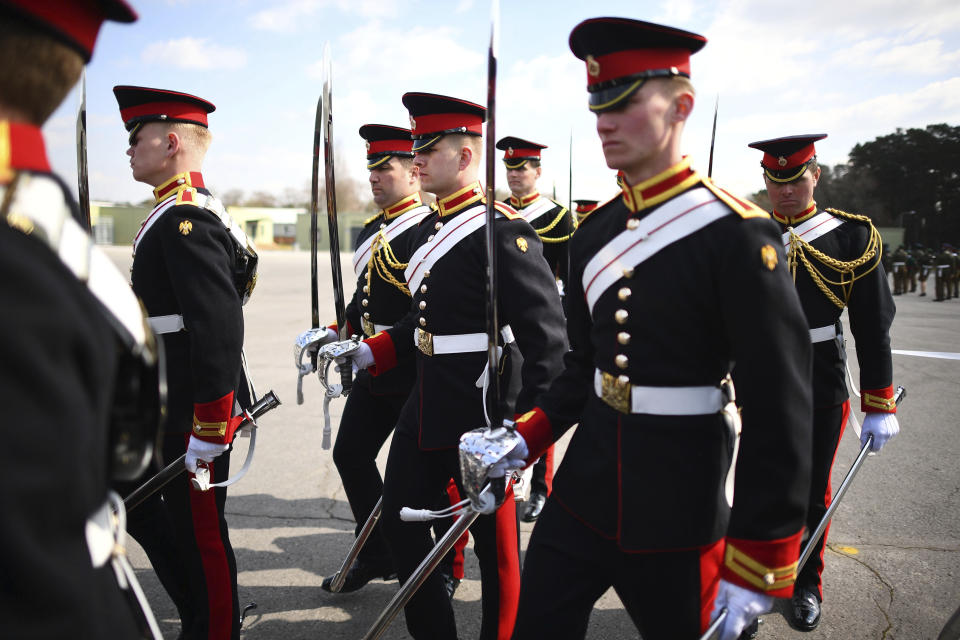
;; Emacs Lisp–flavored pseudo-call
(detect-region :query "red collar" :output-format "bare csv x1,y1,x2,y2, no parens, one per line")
437,181,484,217
0,121,51,182
620,156,701,213
153,171,205,202
772,202,817,225
383,192,423,219
509,191,540,209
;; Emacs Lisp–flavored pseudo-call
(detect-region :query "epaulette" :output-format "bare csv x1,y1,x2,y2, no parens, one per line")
175,187,200,206
825,207,876,229
579,192,619,226
494,201,520,219
363,211,382,226
702,178,768,219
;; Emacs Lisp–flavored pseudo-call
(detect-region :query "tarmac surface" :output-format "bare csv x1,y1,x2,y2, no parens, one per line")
106,247,960,640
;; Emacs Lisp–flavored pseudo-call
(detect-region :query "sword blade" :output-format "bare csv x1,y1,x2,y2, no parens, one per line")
321,42,352,394
76,69,91,233
707,94,718,179
310,94,322,329
483,0,502,425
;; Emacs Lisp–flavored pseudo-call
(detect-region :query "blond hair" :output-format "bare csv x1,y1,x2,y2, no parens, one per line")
167,121,212,154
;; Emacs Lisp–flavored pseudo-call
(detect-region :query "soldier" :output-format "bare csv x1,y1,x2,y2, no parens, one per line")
0,1,162,636
934,243,953,301
951,245,960,298
748,133,900,633
573,198,599,225
495,135,577,522
340,92,567,639
114,85,254,640
482,18,815,640
302,124,465,596
891,244,908,295
917,244,931,297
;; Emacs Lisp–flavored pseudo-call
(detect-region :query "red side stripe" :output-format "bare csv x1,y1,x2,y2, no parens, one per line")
699,538,725,633
446,479,469,580
494,484,521,640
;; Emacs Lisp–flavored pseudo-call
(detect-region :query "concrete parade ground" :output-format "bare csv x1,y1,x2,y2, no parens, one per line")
105,247,960,640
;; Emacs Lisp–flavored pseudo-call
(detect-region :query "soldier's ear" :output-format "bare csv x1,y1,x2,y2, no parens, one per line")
165,131,181,158
672,92,694,122
459,144,473,171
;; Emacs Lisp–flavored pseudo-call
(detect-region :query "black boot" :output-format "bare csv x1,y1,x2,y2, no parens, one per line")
522,491,546,522
738,617,759,639
439,564,461,600
321,557,397,593
790,585,822,631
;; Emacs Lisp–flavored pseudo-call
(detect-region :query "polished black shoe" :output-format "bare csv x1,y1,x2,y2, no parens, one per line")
321,558,396,593
790,586,822,631
737,618,759,639
439,566,461,600
522,491,546,522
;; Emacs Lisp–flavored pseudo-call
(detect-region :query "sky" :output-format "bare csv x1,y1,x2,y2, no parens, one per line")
43,0,960,209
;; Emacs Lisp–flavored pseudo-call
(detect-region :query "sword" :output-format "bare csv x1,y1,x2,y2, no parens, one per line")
796,385,906,575
76,68,91,233
707,94,718,179
321,42,352,396
482,0,502,427
309,87,322,332
326,496,383,593
122,390,280,511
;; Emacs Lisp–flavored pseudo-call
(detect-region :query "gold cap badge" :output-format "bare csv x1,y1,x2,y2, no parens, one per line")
516,237,528,252
586,55,600,77
179,220,193,236
761,244,777,270
409,116,416,130
507,147,514,156
777,156,788,167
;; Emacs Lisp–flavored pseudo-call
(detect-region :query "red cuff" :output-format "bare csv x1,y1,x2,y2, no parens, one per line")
365,331,397,376
514,407,553,463
327,321,356,336
192,391,235,444
720,530,804,598
861,385,896,413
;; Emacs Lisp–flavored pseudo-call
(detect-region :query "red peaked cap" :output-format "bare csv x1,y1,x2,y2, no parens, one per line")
402,92,485,152
569,17,706,113
114,85,216,131
496,136,547,168
0,0,136,62
748,134,828,183
573,199,599,213
359,124,414,169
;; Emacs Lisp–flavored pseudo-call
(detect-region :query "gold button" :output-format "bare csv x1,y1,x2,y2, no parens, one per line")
617,287,631,301
617,374,630,385
435,222,443,230
361,299,369,307
617,331,631,345
626,218,640,230
363,312,370,319
419,301,426,310
380,223,386,229
428,234,435,242
419,317,426,327
615,309,629,324
615,354,629,369
622,267,634,279
424,270,431,278
363,285,369,294
420,284,428,293
763,572,775,586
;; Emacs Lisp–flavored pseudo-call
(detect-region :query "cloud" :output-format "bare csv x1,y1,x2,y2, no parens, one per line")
141,38,247,70
831,38,960,76
248,0,323,31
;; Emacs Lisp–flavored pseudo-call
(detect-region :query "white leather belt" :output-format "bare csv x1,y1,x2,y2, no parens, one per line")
809,324,837,343
937,265,950,272
593,369,724,415
148,314,185,334
415,325,515,356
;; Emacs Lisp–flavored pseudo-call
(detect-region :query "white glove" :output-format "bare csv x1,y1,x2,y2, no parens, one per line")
301,327,338,357
710,579,773,640
861,413,900,452
335,341,374,374
489,435,529,479
185,435,230,473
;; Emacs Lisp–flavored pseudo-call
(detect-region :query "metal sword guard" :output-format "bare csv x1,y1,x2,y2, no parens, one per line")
458,419,521,513
295,327,331,404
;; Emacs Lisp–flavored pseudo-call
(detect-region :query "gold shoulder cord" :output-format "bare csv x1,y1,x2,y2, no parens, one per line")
534,206,575,243
786,208,882,309
366,230,411,297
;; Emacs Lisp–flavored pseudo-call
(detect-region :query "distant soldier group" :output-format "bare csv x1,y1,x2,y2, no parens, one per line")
888,243,959,301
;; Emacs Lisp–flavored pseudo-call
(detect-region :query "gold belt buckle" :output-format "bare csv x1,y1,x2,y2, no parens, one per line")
417,328,434,356
362,317,375,338
600,370,631,414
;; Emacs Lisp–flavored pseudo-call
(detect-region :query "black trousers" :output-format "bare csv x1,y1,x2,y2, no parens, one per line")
797,401,848,598
123,433,239,640
381,430,521,640
528,445,554,496
513,498,723,640
333,382,408,562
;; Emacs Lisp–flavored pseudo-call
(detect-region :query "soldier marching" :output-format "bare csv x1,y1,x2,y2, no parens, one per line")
5,3,943,640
